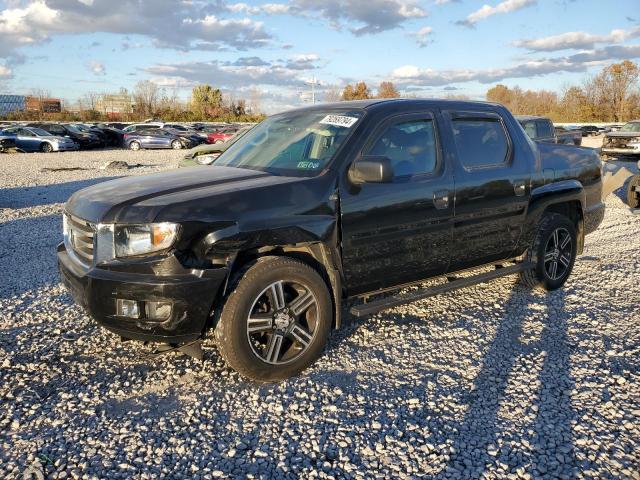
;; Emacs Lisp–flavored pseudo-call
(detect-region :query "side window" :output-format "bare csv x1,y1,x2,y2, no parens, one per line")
366,119,437,177
452,118,509,168
535,120,553,138
521,121,537,139
19,129,35,137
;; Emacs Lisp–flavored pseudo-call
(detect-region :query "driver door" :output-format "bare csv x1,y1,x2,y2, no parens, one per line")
339,112,453,296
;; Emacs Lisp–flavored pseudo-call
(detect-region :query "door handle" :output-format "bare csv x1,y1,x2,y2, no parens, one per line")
433,190,450,209
514,181,526,197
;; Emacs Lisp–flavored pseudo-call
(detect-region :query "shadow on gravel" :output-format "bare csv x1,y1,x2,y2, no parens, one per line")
0,177,119,209
0,214,62,300
438,286,577,478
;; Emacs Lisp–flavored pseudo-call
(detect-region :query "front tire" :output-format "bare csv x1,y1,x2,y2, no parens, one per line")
40,142,53,153
627,175,640,208
215,256,332,382
171,140,183,149
520,213,577,291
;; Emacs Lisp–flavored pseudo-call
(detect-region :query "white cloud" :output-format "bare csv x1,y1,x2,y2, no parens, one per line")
514,27,640,52
90,61,106,75
0,0,271,57
234,0,428,36
0,64,12,78
411,26,433,47
390,44,640,86
458,0,536,27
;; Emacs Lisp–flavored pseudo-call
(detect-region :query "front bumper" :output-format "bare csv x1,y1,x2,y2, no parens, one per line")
601,146,640,155
58,243,229,343
55,143,80,151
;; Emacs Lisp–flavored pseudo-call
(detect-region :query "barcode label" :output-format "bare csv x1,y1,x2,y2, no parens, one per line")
319,115,359,128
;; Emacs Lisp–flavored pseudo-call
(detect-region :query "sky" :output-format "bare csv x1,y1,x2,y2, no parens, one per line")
0,0,639,113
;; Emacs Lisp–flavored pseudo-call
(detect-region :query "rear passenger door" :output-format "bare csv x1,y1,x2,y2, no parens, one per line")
445,111,531,272
340,112,454,295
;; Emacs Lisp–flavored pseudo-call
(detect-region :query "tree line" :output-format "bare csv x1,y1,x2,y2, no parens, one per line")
1,81,266,123
333,60,640,123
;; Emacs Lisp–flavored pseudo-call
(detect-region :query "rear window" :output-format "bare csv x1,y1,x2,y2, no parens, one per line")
535,120,553,138
452,118,509,168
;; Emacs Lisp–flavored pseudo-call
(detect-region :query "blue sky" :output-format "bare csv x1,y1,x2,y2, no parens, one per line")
1,0,639,112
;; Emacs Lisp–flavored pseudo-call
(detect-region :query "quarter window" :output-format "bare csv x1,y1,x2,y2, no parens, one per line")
366,119,437,177
535,120,553,138
452,118,509,168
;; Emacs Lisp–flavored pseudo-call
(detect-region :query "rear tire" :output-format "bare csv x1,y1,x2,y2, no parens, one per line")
129,141,141,151
519,213,577,291
214,256,332,382
627,175,640,209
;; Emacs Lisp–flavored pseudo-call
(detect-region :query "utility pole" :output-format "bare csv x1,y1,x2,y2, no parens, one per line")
306,77,317,105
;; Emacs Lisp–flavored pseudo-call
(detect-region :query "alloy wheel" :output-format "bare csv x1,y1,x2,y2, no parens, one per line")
246,280,318,365
543,227,572,280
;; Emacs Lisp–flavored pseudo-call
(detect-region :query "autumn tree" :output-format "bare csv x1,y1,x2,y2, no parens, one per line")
192,84,224,117
585,60,640,122
342,81,371,100
377,81,400,98
133,80,160,118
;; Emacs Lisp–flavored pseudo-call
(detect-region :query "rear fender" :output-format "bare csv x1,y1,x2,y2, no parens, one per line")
518,180,586,254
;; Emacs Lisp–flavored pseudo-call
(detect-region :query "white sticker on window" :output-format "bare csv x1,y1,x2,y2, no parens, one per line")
319,115,359,128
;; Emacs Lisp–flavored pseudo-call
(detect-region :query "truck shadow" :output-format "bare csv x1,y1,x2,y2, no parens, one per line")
326,284,577,478
436,286,576,478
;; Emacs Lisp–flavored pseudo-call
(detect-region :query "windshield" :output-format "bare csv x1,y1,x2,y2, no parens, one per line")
30,127,52,136
215,109,363,176
65,125,84,134
620,122,640,132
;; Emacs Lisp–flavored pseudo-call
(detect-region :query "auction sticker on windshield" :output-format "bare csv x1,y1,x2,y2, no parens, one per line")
319,115,359,128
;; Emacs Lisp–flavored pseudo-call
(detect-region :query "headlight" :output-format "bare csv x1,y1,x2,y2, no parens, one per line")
196,154,218,165
114,223,179,257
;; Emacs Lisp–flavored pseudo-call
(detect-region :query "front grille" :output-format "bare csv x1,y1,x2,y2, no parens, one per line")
64,213,95,265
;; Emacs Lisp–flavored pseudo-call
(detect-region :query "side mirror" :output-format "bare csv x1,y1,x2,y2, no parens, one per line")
349,156,394,184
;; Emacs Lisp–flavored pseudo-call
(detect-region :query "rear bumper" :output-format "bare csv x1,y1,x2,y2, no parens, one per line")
58,243,228,343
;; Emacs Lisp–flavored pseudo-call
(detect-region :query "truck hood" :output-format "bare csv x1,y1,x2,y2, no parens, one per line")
66,166,311,224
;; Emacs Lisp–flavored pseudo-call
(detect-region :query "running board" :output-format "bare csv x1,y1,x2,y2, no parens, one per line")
350,263,532,318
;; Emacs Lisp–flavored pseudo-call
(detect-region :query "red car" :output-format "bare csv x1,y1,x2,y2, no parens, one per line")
206,127,241,144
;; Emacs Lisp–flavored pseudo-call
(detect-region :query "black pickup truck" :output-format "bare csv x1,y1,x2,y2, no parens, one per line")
59,99,605,381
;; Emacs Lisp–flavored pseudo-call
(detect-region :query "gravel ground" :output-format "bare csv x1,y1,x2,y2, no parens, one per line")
1,148,639,479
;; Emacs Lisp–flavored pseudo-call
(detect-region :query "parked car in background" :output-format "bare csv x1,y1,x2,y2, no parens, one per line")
122,123,164,133
0,131,17,152
0,126,79,152
206,125,244,144
100,122,127,130
59,99,605,381
517,116,582,146
163,127,206,147
28,123,103,149
180,125,253,167
124,128,193,150
601,121,640,160
580,125,601,137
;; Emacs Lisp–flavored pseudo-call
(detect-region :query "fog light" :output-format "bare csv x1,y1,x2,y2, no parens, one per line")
117,299,140,318
146,301,172,321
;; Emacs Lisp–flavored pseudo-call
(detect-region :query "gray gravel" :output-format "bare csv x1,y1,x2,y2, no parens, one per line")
1,149,639,479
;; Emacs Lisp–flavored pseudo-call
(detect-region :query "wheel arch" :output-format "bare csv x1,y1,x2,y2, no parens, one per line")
223,243,344,330
519,180,587,255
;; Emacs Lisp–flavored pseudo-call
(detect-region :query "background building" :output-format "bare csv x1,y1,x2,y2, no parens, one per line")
96,93,134,118
0,95,26,115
